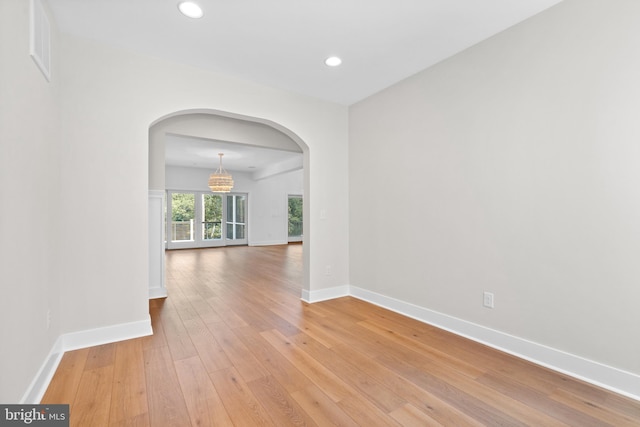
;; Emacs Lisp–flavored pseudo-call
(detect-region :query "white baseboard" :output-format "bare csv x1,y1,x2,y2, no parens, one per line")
249,240,288,247
20,337,64,404
305,285,640,401
301,285,350,303
149,287,168,299
62,317,153,352
21,317,153,404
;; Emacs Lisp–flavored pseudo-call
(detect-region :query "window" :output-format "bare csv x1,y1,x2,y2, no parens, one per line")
166,191,247,249
288,195,303,242
170,193,195,242
226,194,247,244
203,194,223,240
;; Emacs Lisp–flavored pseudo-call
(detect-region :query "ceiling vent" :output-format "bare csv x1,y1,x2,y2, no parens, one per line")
30,0,51,81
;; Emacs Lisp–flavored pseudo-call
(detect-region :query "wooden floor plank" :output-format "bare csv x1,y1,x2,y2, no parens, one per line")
208,367,274,426
389,403,443,427
358,318,485,379
247,375,319,427
290,385,361,427
71,365,114,427
109,412,150,427
205,295,249,329
109,340,149,425
41,347,90,405
329,342,486,427
84,343,117,371
336,394,403,427
289,332,407,413
477,371,611,426
174,356,233,427
187,297,224,324
161,308,199,362
143,346,191,427
375,351,530,427
550,388,640,427
260,328,355,402
233,325,315,394
207,322,269,382
181,316,233,374
272,305,344,348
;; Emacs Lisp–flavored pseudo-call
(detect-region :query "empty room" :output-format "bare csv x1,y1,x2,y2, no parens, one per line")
1,0,639,425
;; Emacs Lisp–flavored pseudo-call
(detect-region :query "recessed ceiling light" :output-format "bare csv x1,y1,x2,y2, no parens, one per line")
325,56,342,67
178,2,204,19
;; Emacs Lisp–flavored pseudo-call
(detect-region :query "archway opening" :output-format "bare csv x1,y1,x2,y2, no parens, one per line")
148,109,310,299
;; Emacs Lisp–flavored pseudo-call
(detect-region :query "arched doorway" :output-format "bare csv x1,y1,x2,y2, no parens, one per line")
148,109,310,299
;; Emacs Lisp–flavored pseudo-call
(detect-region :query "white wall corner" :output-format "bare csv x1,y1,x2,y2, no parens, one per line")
301,285,350,303
20,336,64,404
348,286,640,402
62,317,153,352
20,317,153,403
148,190,166,300
149,288,168,299
29,0,51,82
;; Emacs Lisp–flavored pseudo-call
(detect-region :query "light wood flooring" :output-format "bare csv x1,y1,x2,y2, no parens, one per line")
42,244,640,426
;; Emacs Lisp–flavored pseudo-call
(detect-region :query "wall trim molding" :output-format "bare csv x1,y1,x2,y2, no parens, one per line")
148,191,166,301
149,287,168,299
21,317,152,404
61,317,153,352
346,285,640,401
301,285,349,303
20,337,64,404
249,239,288,247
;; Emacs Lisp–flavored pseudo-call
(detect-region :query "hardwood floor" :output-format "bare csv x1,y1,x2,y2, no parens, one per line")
42,245,640,426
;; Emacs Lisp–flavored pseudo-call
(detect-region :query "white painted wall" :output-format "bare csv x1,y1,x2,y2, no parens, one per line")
166,165,303,246
349,0,640,379
0,0,62,402
249,170,304,246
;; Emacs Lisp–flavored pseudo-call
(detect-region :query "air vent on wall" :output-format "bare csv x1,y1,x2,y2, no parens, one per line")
30,0,51,81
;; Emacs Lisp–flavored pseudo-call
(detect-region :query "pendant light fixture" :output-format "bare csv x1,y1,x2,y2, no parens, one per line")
208,153,234,193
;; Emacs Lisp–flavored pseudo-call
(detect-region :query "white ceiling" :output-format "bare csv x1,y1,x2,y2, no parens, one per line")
50,0,562,171
48,0,563,106
165,134,302,173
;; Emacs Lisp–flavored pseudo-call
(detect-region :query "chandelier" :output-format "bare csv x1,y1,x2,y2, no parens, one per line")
208,153,234,193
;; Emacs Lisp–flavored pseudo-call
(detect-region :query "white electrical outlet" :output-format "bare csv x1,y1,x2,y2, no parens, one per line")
325,265,332,276
483,292,494,309
46,309,51,329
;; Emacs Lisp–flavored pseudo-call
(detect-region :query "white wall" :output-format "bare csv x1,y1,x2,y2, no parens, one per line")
0,0,62,402
250,170,304,246
350,0,640,385
166,166,303,246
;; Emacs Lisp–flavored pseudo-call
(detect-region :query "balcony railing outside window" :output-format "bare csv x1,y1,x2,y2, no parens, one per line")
171,220,194,241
